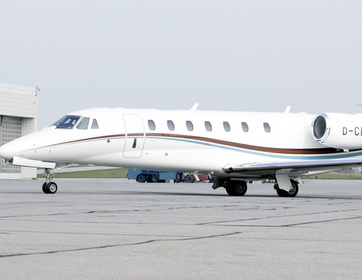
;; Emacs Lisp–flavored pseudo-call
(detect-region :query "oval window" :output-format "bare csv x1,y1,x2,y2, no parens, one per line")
186,121,194,131
167,120,175,131
241,122,249,132
223,122,231,132
263,122,271,133
148,120,156,131
204,121,212,132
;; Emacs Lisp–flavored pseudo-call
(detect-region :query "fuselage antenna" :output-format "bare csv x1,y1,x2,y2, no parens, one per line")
190,103,199,111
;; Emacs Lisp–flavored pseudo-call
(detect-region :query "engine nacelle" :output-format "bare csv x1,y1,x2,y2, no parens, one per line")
312,113,362,150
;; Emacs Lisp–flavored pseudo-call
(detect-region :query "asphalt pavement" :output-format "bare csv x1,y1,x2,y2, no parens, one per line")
0,179,361,279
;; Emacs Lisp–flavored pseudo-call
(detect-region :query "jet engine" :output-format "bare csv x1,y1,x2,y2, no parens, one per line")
312,113,362,150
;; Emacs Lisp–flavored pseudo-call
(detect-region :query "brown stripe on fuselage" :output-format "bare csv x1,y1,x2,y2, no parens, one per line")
45,132,346,155
145,133,343,155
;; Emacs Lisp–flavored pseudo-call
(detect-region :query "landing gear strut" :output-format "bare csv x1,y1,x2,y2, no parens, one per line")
42,168,58,194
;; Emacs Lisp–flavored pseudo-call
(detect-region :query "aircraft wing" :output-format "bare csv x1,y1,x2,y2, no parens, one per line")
222,158,362,177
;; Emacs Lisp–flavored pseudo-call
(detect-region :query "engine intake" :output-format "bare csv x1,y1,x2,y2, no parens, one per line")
312,113,362,150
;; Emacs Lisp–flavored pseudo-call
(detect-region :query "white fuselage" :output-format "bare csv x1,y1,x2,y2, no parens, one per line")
1,107,360,179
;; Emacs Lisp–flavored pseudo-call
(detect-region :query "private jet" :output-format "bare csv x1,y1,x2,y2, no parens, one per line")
1,105,362,196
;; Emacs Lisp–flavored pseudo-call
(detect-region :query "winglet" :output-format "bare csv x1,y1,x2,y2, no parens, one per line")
284,106,291,113
190,103,199,111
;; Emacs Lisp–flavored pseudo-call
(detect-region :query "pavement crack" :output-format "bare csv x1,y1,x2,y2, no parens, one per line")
0,231,241,259
281,215,362,227
197,209,362,226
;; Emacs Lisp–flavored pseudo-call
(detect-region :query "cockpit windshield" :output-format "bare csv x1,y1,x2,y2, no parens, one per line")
53,115,81,129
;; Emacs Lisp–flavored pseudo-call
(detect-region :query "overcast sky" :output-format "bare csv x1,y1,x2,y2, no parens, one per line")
1,0,362,128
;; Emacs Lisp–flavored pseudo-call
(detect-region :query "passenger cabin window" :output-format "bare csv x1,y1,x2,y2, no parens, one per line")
241,122,249,132
167,120,175,131
91,119,99,129
205,121,212,132
223,122,231,132
148,120,156,131
186,121,194,131
53,115,80,129
263,122,271,133
77,117,90,130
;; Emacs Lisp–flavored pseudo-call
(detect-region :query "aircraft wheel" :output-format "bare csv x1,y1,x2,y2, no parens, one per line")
42,182,49,194
225,180,247,196
275,180,298,197
47,182,58,194
42,182,58,194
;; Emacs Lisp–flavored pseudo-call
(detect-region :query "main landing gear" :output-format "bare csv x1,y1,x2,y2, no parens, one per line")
274,179,299,197
212,177,300,197
225,180,248,196
42,168,58,194
212,178,248,196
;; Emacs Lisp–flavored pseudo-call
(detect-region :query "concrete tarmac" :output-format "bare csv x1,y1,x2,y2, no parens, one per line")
0,179,361,279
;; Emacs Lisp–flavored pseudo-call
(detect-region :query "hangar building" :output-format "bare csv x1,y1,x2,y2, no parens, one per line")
0,83,38,179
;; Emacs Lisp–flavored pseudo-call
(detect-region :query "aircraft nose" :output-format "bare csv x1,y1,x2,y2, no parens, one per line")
0,129,47,161
0,141,18,161
0,144,8,160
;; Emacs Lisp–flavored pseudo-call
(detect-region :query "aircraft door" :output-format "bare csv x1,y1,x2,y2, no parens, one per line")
123,114,145,158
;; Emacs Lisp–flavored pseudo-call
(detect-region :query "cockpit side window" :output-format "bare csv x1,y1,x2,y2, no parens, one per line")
91,119,99,129
53,115,81,129
77,117,90,130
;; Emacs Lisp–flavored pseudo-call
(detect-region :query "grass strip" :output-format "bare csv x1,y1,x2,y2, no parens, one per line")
304,172,362,180
38,168,128,179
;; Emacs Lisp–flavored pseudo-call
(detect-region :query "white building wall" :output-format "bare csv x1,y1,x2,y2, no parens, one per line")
0,83,38,180
0,83,38,119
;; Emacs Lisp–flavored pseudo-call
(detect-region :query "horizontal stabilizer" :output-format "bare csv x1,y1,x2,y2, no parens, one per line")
12,156,56,169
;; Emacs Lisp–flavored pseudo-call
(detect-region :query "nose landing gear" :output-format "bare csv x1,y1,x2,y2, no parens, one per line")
42,168,58,194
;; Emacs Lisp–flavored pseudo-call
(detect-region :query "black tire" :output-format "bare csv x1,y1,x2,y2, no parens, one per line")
150,175,159,183
225,180,247,196
137,174,146,183
275,180,299,197
42,182,49,194
43,182,58,194
184,175,194,183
